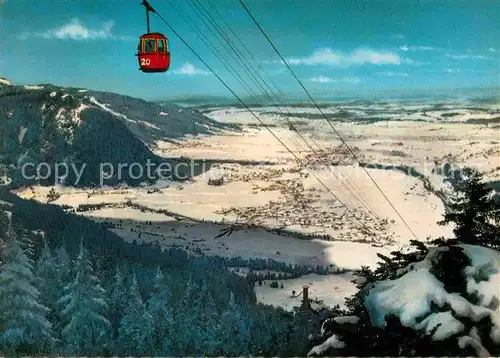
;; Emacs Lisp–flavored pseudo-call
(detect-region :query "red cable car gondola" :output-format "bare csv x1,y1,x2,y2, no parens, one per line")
137,0,170,73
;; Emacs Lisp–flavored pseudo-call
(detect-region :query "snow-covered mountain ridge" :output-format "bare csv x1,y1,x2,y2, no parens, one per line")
0,79,230,187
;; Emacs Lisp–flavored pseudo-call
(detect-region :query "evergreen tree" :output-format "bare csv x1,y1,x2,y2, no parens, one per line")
18,232,35,264
36,243,60,329
249,307,284,355
55,246,72,285
309,238,500,357
151,265,164,293
439,167,500,248
288,308,323,356
117,274,154,356
47,188,61,203
147,266,174,355
58,242,111,355
0,235,53,355
218,292,251,355
177,278,198,355
0,211,9,263
196,280,220,355
52,246,72,339
108,265,128,333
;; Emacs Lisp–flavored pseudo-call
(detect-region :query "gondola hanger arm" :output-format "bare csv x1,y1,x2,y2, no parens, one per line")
141,0,156,13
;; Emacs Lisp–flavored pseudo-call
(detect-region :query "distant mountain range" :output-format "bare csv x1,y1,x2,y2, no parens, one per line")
158,86,500,107
0,79,233,187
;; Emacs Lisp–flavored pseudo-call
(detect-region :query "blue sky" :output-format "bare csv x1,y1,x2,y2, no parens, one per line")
1,0,499,100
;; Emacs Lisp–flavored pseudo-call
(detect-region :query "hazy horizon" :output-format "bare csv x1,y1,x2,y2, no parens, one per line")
157,85,499,106
2,0,498,100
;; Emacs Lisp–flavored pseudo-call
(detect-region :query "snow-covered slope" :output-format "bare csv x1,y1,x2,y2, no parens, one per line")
0,78,12,86
77,89,233,144
1,79,231,143
0,79,230,187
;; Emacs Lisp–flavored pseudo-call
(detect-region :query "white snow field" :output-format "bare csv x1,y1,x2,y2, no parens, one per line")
254,272,358,311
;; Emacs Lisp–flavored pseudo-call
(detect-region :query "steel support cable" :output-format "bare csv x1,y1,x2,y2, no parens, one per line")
150,9,379,239
188,0,324,163
181,0,309,159
192,0,379,218
183,0,340,189
188,0,373,216
238,0,419,241
163,3,379,241
203,0,380,218
187,0,385,229
170,1,307,163
167,1,257,102
171,0,312,173
184,0,364,214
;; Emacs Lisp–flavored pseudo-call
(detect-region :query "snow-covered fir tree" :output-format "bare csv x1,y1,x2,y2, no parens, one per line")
117,274,154,356
58,241,111,355
0,233,53,355
218,291,251,355
108,264,128,333
0,210,13,266
179,278,201,355
55,246,72,289
439,167,500,248
18,231,36,264
36,243,60,330
308,242,500,357
146,266,175,355
51,246,73,340
196,279,221,355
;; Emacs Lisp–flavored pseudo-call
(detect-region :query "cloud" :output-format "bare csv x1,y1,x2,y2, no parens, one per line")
488,48,496,53
47,19,113,40
286,48,401,67
378,72,409,77
400,58,428,66
309,76,360,84
310,76,334,83
445,54,493,60
391,34,405,39
444,68,460,73
172,63,210,76
17,18,133,41
400,45,443,52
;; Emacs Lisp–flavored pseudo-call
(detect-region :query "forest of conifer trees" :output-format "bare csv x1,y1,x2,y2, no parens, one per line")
0,167,498,357
0,207,324,356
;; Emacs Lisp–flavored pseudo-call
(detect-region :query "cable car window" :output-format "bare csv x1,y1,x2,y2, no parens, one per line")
158,39,165,52
165,38,169,52
144,39,156,53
